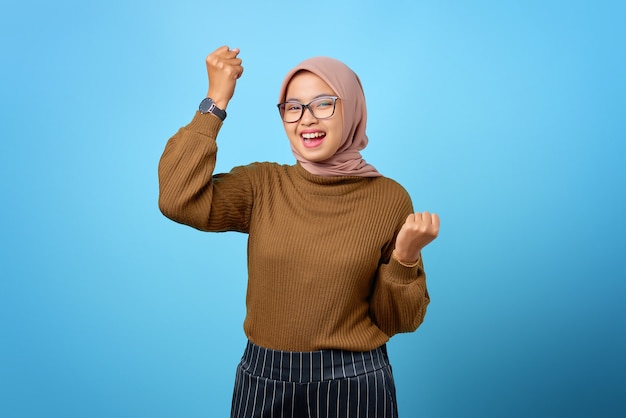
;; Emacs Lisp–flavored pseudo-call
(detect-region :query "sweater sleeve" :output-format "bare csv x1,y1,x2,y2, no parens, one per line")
158,112,253,233
369,257,430,337
368,188,430,337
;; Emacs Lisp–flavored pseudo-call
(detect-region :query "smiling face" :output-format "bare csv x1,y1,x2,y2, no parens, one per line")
282,71,343,163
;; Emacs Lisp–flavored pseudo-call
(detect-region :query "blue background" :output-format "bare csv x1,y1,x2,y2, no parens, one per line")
1,0,625,417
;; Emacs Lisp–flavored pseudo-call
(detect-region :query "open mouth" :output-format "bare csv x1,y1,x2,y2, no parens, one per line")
301,131,326,148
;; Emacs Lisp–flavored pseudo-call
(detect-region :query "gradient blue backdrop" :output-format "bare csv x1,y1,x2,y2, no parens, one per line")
1,1,624,417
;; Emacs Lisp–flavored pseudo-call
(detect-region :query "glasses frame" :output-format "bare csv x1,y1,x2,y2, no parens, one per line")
277,96,340,123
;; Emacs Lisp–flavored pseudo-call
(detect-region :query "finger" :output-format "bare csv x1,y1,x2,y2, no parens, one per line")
221,61,244,77
208,46,239,65
213,45,230,55
432,213,440,228
228,66,244,80
405,213,415,224
223,57,243,67
223,48,241,59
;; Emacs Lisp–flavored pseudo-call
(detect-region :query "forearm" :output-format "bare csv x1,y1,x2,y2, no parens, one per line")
158,112,223,230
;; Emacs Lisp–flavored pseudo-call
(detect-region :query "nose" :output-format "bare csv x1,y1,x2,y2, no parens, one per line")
300,105,318,124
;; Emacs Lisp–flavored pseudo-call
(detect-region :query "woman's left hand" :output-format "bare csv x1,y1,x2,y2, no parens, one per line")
393,211,440,264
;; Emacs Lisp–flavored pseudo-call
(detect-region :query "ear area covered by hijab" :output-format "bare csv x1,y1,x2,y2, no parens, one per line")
278,57,382,178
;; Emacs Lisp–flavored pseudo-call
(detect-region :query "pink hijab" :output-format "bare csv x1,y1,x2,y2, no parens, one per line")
278,57,382,177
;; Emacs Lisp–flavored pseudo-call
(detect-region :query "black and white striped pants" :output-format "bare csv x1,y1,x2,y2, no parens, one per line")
231,341,398,418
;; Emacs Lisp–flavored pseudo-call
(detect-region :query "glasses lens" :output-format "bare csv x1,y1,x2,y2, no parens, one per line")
279,102,303,123
309,97,336,119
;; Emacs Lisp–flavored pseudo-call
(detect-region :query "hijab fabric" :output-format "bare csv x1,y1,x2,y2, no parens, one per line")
278,57,382,177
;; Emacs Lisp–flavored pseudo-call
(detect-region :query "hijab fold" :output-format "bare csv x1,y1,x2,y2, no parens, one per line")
278,57,382,178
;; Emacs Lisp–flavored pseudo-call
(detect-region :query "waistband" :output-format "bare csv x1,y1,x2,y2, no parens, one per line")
239,341,390,383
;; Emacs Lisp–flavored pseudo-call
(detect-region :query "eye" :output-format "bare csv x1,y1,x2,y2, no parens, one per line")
313,98,334,108
285,103,302,112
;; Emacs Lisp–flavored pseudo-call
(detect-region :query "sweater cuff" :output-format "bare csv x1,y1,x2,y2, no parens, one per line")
385,255,422,284
392,251,421,268
186,111,224,136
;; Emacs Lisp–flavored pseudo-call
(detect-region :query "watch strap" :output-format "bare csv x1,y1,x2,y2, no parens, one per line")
199,97,227,121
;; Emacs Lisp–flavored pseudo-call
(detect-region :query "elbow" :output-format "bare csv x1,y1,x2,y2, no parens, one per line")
158,194,184,224
158,193,202,229
392,306,428,335
407,304,429,333
407,291,430,332
378,293,430,336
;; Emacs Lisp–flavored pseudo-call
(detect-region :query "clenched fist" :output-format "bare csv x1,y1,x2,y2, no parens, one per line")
205,46,244,110
393,212,440,265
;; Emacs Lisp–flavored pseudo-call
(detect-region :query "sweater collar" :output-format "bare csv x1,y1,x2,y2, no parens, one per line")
290,162,371,196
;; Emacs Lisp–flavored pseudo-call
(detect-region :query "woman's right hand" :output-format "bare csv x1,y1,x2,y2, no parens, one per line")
205,46,244,110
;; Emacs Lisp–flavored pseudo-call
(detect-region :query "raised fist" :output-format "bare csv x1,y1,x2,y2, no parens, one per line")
205,46,244,109
393,211,440,265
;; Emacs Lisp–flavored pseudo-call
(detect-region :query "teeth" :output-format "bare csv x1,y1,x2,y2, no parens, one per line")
302,132,325,140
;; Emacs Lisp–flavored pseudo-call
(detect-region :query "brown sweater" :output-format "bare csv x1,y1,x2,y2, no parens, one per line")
158,112,430,352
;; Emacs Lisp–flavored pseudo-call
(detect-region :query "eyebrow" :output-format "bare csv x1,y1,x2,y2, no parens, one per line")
284,93,336,102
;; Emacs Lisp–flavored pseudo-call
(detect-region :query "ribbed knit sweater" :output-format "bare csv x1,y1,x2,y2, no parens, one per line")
158,113,430,352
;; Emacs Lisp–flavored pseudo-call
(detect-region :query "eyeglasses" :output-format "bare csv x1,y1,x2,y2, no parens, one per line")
277,96,340,123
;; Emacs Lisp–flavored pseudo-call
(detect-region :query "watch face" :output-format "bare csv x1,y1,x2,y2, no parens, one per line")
199,98,213,113
199,98,226,120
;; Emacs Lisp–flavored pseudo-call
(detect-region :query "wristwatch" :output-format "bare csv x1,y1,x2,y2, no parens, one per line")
199,97,227,121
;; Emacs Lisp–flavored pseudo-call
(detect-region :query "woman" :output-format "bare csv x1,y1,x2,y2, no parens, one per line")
158,46,440,418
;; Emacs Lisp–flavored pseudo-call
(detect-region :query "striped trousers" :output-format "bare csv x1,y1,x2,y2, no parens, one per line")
231,341,398,418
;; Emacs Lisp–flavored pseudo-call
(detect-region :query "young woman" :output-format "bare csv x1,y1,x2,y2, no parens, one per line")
158,46,440,418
